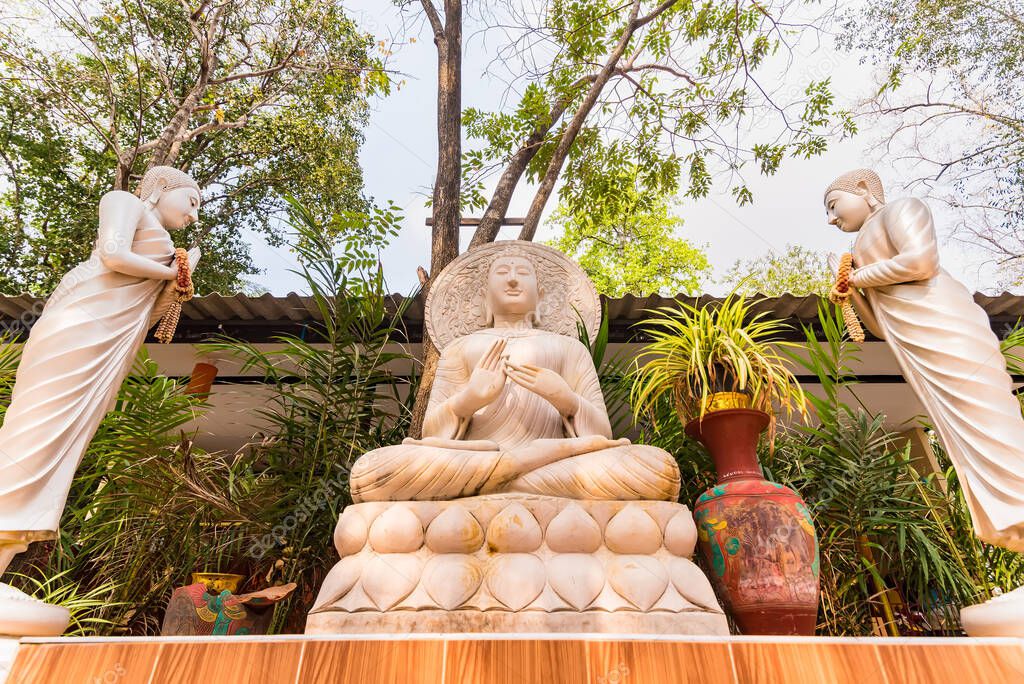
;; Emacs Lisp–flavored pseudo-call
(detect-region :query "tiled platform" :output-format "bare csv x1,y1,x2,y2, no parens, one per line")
3,633,1023,683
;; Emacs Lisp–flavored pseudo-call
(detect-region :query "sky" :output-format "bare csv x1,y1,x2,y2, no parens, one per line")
245,0,1000,297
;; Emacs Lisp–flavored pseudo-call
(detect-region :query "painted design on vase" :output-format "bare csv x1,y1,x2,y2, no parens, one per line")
795,501,820,578
696,515,731,578
686,406,819,634
694,480,819,615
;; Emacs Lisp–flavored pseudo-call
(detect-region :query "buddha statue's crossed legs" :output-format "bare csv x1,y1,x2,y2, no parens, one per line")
349,436,681,503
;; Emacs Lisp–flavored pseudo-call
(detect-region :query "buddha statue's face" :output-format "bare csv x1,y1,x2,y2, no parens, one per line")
153,186,201,230
486,255,540,322
825,187,874,233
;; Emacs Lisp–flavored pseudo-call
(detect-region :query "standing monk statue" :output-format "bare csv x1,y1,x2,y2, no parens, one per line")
824,168,1024,635
0,166,201,636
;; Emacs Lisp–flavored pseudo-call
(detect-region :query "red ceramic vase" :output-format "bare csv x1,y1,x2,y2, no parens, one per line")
687,408,820,635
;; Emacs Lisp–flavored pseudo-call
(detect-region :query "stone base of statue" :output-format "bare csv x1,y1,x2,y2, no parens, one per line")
305,494,728,635
0,534,71,637
960,587,1024,637
0,583,70,637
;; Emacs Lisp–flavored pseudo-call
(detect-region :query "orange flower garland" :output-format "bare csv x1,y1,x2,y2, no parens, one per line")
828,252,865,343
155,248,195,344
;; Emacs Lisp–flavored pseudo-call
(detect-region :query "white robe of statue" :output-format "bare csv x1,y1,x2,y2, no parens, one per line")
826,169,1024,552
0,166,200,637
0,218,174,530
853,199,1024,550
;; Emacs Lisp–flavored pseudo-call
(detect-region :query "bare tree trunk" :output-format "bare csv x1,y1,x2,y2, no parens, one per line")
469,96,572,248
147,80,208,170
410,0,462,438
113,157,136,190
518,1,650,241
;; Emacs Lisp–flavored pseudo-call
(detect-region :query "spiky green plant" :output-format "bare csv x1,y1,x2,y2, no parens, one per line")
0,332,20,409
199,197,411,631
577,303,636,438
629,292,807,427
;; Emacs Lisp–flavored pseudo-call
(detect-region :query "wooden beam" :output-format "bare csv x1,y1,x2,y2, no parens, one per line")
424,217,526,226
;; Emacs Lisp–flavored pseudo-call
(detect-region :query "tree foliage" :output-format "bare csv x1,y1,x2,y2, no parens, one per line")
459,0,854,246
841,0,1024,283
723,244,831,297
546,148,710,296
548,201,709,298
0,0,388,294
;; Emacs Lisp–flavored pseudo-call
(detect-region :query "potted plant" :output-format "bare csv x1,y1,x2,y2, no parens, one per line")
630,293,820,635
191,522,246,594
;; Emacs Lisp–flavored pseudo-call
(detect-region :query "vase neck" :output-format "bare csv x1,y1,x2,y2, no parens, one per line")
716,462,763,482
685,409,769,483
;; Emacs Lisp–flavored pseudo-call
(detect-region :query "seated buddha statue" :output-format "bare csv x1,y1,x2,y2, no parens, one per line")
349,241,681,503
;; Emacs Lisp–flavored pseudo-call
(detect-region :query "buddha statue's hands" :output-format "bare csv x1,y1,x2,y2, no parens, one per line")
827,252,840,278
505,362,577,416
186,246,201,272
827,252,885,339
451,338,508,418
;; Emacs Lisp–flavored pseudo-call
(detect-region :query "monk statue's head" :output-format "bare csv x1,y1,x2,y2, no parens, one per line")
484,254,542,328
824,168,885,232
137,166,201,230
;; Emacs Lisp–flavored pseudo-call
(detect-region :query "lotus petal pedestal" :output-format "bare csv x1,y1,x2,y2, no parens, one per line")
305,494,728,635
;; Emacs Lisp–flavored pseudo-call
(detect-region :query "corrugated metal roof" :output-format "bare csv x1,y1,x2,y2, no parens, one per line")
0,291,1022,323
602,293,825,323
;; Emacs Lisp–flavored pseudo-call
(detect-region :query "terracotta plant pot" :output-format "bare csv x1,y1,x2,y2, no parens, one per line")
686,407,820,635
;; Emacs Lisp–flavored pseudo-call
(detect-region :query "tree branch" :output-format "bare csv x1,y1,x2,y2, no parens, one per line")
419,0,445,41
619,62,697,87
634,0,677,28
519,0,680,241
